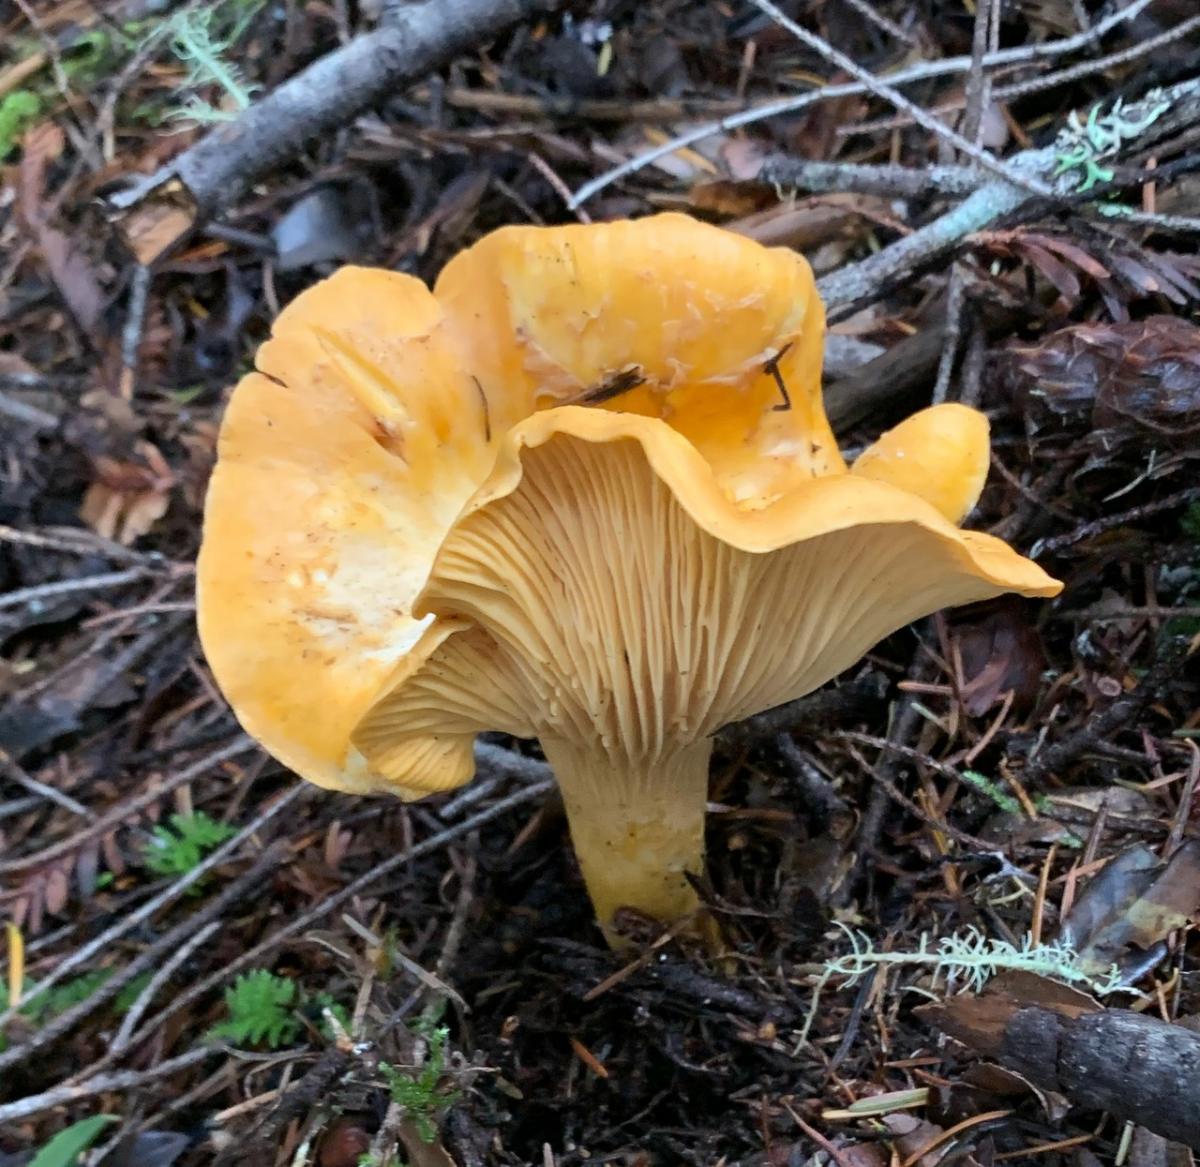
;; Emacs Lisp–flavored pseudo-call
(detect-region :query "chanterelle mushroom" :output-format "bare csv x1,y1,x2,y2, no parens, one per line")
198,213,1061,941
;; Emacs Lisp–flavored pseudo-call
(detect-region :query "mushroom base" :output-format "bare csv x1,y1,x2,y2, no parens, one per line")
540,737,712,945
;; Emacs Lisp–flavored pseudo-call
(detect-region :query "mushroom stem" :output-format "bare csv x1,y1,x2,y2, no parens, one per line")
540,737,712,943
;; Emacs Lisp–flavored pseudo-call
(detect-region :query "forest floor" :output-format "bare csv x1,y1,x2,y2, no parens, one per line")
1,0,1199,1164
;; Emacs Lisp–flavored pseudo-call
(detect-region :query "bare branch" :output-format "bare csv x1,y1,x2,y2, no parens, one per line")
110,0,564,220
568,0,1159,208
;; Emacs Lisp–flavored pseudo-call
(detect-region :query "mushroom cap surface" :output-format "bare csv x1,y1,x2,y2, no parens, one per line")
197,213,1061,797
851,402,991,524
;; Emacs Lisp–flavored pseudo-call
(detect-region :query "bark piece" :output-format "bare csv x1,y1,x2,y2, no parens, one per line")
921,994,1200,1149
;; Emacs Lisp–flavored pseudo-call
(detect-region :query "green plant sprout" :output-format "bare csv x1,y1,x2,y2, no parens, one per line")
961,769,1065,818
0,28,138,160
1052,89,1171,193
960,769,1022,814
208,969,301,1047
1,970,117,1051
143,811,237,879
378,1018,461,1145
312,991,353,1040
113,972,154,1014
1,970,114,1023
166,2,263,126
0,90,43,160
205,970,354,1048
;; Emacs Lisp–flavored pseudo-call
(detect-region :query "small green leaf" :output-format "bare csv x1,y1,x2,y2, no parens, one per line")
208,969,300,1048
29,1115,116,1167
143,811,237,880
0,90,43,161
377,1021,459,1144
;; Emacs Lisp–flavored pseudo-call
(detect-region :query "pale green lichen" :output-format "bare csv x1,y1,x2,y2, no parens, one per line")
1053,89,1171,193
795,924,1132,1051
165,2,263,126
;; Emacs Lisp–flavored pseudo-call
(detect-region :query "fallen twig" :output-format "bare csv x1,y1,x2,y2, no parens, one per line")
719,673,888,748
921,994,1200,1149
212,1046,356,1166
0,567,154,613
0,748,89,818
0,735,257,875
0,785,302,1029
759,159,982,199
747,0,1051,198
0,1047,216,1126
1031,485,1200,557
568,0,1160,209
0,392,59,431
816,76,1200,313
0,841,288,1073
110,0,565,228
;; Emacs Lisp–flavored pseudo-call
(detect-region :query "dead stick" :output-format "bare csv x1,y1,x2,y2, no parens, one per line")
31,781,554,1113
0,1048,215,1125
759,158,982,199
110,0,563,218
923,999,1200,1149
816,76,1200,314
213,1045,356,1165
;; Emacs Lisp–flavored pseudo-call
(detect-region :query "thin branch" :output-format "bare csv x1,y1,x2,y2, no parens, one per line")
0,843,288,1072
110,0,567,218
814,74,1200,313
960,0,997,146
841,12,1200,137
0,748,89,818
110,919,221,1051
1030,485,1200,556
0,735,257,875
760,158,982,199
0,567,152,613
1022,638,1192,789
745,0,1051,197
0,1048,215,1125
438,740,554,821
0,523,154,565
995,13,1200,103
931,266,968,403
0,783,302,1027
568,0,1159,208
814,147,1054,310
934,0,994,410
0,392,58,431
839,0,917,46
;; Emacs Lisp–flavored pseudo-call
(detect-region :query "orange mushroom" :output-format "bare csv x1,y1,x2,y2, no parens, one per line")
198,214,1061,940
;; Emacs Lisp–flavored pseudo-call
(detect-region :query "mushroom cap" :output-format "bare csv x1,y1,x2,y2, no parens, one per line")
196,269,488,792
851,403,991,524
197,213,1061,797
